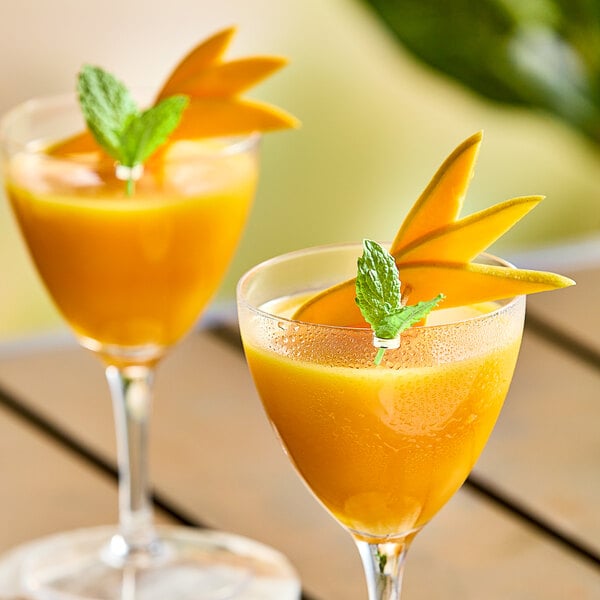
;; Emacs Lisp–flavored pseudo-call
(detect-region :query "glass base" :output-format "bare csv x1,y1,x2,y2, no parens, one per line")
0,525,300,600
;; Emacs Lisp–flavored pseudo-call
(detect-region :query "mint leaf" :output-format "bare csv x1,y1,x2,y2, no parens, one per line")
77,65,137,163
355,239,402,329
378,296,445,338
77,65,189,195
120,95,189,166
355,239,444,364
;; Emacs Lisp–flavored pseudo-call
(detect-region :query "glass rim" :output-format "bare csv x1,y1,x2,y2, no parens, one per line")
0,91,261,158
237,241,525,333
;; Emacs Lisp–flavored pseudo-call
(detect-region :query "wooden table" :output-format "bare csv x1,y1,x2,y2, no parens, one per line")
0,264,598,599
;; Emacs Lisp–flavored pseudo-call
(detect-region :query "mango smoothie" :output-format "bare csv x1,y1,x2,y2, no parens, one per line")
242,295,523,541
6,140,257,353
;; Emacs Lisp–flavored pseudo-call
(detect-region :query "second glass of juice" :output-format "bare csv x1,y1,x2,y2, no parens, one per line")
237,242,526,599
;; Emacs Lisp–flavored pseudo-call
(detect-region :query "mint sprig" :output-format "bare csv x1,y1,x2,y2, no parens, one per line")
77,65,189,195
355,239,444,365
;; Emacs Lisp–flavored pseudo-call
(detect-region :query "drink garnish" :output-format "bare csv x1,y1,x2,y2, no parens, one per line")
155,27,299,138
50,28,298,158
77,65,188,196
355,239,443,365
293,133,575,327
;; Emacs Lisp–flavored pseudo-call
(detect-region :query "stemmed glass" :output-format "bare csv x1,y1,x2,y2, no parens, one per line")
0,94,300,599
237,242,526,599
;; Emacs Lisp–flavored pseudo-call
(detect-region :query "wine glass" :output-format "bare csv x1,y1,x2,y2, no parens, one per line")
237,242,526,599
0,93,300,599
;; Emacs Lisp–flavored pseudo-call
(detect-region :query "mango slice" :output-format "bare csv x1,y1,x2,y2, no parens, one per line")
398,195,542,263
158,57,288,99
292,133,575,327
169,97,298,139
47,131,101,158
391,131,482,254
292,279,364,328
292,260,575,327
157,27,237,99
398,262,574,308
155,27,298,136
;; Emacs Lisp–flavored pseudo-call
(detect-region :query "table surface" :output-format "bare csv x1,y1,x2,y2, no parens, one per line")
0,263,598,600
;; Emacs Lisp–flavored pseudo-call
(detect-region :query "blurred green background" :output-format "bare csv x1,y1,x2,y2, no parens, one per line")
0,0,598,341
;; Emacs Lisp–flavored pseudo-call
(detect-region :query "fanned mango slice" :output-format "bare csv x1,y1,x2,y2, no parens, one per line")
48,27,297,160
398,195,542,263
158,27,237,98
293,133,575,326
398,262,575,308
48,131,100,158
293,279,363,327
156,27,298,136
292,260,575,327
158,57,288,99
391,131,482,254
169,97,298,139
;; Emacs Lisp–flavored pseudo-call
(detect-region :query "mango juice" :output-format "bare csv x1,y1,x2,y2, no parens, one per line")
6,141,257,352
243,300,522,541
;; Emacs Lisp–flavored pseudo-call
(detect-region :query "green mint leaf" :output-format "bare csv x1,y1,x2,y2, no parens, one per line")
120,95,189,166
77,65,138,163
77,65,189,196
355,239,402,329
377,295,445,339
355,239,444,364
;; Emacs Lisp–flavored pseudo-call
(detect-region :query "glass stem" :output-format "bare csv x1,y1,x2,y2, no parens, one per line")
356,539,410,600
106,364,160,561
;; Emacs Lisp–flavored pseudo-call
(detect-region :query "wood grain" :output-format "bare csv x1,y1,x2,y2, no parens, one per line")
0,322,598,597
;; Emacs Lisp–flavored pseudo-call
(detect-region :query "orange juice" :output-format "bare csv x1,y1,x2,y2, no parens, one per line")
6,140,257,353
243,299,522,541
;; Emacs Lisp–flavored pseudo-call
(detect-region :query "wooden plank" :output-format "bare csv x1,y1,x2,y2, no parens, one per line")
404,489,600,600
0,400,170,598
0,403,119,555
474,329,600,553
526,265,600,354
0,332,598,598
